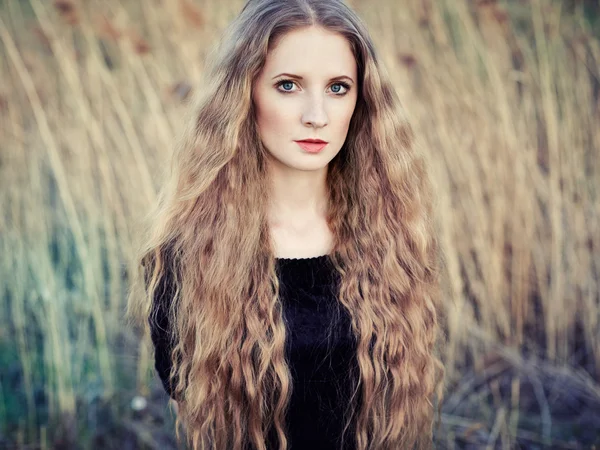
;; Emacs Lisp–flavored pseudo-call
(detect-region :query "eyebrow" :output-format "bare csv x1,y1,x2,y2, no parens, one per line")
271,73,355,84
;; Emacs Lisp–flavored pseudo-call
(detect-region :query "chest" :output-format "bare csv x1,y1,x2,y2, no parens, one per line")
270,218,334,258
280,278,357,382
280,281,359,444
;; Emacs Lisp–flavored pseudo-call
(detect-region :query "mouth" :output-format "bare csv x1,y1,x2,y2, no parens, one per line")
295,139,328,144
294,139,328,154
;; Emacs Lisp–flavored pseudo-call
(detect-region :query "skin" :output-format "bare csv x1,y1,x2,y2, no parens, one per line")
252,25,359,258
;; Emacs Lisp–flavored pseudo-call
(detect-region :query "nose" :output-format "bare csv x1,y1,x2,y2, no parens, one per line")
301,94,328,128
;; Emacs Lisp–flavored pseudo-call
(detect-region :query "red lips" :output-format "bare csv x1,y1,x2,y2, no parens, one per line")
295,138,328,144
295,140,328,153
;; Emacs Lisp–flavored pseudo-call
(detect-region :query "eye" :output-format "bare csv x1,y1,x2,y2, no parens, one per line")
276,79,298,93
330,82,351,96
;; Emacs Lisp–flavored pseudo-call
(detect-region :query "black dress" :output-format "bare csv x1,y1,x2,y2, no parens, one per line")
149,255,359,450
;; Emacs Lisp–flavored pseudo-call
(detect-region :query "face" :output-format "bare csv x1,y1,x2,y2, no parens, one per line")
252,26,358,173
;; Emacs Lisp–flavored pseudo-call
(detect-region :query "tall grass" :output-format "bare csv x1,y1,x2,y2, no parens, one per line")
0,0,598,448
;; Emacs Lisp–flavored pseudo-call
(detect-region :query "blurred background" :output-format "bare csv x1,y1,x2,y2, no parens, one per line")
0,0,598,448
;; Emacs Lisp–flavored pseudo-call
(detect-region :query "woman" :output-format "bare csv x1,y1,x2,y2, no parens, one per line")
127,0,444,449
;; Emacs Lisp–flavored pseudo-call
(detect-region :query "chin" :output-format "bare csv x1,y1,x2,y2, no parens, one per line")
297,154,333,167
267,150,333,173
284,161,327,172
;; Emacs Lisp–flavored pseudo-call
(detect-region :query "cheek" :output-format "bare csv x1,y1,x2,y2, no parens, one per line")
256,97,293,140
335,103,356,134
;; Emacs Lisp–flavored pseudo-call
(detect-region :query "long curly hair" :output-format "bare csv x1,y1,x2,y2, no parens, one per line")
127,0,445,449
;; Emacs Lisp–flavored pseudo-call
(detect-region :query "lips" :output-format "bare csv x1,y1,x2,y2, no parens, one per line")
297,139,327,144
295,140,328,153
295,139,328,154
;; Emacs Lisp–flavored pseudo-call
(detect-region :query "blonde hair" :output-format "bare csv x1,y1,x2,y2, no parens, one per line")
127,0,445,449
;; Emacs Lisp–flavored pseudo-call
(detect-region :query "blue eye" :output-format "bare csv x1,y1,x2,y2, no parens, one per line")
275,80,297,93
329,82,351,95
280,81,295,92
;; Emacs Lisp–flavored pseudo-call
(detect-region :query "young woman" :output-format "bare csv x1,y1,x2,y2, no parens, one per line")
127,0,445,449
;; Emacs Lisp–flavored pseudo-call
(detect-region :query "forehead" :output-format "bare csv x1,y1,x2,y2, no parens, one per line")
262,26,357,79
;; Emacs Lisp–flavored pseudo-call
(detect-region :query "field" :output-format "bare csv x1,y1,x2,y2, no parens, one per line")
0,0,599,448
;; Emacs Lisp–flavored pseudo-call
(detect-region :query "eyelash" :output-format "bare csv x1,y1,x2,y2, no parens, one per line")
275,79,351,96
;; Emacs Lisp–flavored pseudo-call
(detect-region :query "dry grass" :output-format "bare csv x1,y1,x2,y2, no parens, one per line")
0,0,598,448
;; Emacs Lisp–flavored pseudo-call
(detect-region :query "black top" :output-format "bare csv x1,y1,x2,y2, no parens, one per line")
148,255,360,450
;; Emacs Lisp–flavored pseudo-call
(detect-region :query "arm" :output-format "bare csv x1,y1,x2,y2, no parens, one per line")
146,250,180,400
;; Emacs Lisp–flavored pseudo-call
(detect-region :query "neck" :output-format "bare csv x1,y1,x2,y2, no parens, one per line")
267,164,329,226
